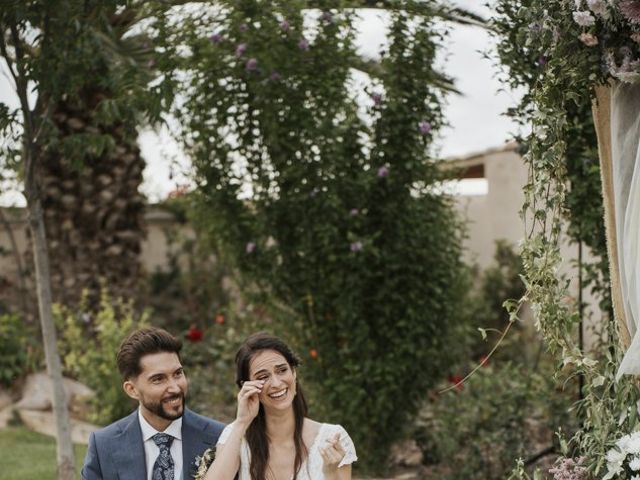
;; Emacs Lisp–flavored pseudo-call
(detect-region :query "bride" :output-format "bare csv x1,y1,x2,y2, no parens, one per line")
203,332,356,480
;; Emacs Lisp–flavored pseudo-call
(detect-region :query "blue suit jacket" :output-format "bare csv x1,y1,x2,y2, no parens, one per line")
81,408,225,480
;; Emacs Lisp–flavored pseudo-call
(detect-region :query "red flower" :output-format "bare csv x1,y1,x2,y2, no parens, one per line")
309,349,318,360
447,374,464,391
186,325,204,342
215,314,225,325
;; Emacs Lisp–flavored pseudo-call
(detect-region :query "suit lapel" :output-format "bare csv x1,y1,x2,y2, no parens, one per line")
112,411,147,480
182,409,217,479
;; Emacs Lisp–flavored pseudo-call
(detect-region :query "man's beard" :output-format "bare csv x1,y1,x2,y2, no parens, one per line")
143,392,186,421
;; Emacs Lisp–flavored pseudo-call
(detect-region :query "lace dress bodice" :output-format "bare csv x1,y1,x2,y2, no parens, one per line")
216,421,357,480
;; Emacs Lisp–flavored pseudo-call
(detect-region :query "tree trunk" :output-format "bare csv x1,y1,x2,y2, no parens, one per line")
27,196,76,480
42,91,146,309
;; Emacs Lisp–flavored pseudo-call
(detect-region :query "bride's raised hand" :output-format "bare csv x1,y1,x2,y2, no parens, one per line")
236,380,264,426
321,432,346,476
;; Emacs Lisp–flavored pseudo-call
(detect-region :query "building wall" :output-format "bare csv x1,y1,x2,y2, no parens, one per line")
0,208,193,284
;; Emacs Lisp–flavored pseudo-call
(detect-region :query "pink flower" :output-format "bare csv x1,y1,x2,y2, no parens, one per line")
632,32,640,43
280,19,290,32
350,241,363,252
298,38,310,51
572,10,596,26
372,93,383,106
245,58,258,71
579,32,598,46
586,0,608,17
239,23,248,32
210,33,223,44
270,71,282,81
236,43,247,57
246,241,256,254
349,208,359,216
419,121,432,135
377,165,389,178
619,0,640,24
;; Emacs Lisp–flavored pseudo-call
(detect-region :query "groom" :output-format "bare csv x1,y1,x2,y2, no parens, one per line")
81,327,225,480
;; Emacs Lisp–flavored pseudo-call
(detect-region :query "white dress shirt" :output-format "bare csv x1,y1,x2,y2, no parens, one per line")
138,408,183,480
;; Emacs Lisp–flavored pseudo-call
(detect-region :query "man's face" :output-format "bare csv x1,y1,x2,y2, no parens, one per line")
124,352,188,428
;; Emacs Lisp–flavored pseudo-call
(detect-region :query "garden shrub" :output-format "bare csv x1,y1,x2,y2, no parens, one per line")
163,2,467,472
415,355,574,480
0,313,39,388
55,289,149,425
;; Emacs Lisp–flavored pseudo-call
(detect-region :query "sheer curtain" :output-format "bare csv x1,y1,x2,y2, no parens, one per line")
594,82,640,378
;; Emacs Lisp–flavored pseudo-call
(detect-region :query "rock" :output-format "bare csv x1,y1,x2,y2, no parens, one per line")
15,372,94,416
17,409,98,445
0,388,12,410
0,406,14,429
390,439,423,468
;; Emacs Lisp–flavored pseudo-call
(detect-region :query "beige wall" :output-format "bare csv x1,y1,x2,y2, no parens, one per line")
0,208,193,284
450,143,604,344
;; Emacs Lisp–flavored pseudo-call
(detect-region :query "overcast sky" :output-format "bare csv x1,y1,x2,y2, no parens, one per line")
0,2,521,205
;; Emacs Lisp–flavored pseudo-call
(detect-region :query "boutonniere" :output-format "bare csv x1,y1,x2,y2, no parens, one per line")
193,447,215,480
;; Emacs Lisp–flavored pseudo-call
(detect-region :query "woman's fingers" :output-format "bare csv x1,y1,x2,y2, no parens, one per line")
238,381,264,398
321,435,346,467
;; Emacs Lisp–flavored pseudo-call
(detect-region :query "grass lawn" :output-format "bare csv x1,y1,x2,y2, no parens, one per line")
0,426,87,478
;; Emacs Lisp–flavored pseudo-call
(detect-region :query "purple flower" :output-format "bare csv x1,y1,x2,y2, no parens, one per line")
419,121,432,135
210,33,223,44
572,10,596,27
236,43,247,57
377,165,389,178
270,71,282,82
349,208,359,216
246,242,256,254
350,241,363,252
245,58,258,71
280,19,290,32
619,0,640,24
298,38,310,51
537,56,547,66
372,93,383,106
239,23,249,32
579,32,598,46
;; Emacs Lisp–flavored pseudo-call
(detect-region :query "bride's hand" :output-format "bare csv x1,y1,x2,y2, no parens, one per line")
320,433,346,476
236,380,264,426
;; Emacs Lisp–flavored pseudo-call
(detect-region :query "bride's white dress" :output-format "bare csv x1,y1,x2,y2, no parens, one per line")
217,421,357,480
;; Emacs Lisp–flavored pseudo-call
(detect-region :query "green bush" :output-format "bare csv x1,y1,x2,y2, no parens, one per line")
56,290,149,425
415,355,575,480
0,313,37,387
165,2,467,472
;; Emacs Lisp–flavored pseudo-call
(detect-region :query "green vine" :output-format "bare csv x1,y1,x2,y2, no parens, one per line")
492,0,640,477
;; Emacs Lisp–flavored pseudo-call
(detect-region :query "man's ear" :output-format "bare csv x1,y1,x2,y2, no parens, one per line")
123,379,140,401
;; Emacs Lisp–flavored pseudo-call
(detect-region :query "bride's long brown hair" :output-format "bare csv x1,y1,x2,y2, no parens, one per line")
235,332,309,480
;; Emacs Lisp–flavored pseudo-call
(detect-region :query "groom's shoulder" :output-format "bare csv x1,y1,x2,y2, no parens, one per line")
184,408,225,434
92,410,138,440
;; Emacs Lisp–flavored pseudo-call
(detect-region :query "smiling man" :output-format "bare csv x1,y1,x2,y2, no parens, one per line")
81,327,225,480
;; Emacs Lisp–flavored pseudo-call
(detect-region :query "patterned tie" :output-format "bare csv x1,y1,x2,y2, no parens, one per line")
152,433,175,480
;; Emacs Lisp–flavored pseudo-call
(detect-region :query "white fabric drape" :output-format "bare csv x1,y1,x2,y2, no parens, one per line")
609,82,640,378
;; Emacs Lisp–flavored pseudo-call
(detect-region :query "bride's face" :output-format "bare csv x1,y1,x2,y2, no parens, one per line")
249,349,296,411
